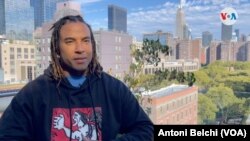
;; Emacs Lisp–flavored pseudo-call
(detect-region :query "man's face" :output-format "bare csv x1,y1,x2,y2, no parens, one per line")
59,21,93,74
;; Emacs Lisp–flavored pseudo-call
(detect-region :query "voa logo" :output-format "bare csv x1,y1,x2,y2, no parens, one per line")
220,7,238,25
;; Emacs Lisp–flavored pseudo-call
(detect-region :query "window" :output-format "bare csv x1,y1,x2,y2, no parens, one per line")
24,55,28,59
17,48,21,53
10,48,14,53
24,48,28,53
115,64,120,70
17,54,22,59
31,49,34,53
10,68,15,75
10,54,15,59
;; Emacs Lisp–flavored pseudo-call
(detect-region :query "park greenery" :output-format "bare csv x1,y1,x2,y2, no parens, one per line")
195,61,250,124
125,39,249,125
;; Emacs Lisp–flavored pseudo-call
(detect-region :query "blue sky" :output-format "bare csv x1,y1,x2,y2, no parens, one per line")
74,0,250,41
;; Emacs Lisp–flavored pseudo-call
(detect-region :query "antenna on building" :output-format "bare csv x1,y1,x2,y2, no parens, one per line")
180,0,186,8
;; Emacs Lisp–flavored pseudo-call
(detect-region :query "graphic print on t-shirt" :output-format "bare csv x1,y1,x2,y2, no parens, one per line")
51,107,102,141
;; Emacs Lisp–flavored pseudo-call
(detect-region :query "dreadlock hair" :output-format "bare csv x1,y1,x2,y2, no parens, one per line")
49,15,103,81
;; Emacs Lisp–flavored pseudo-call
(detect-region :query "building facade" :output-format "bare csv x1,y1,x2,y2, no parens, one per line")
30,0,71,29
202,31,213,47
221,23,232,42
94,30,132,79
0,40,36,83
143,59,200,74
108,5,127,33
140,84,198,124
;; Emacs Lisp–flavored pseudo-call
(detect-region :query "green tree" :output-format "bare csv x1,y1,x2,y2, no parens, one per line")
186,72,196,86
206,84,238,123
243,98,250,115
169,69,177,81
198,94,218,124
141,38,169,66
194,70,211,90
176,71,185,83
226,98,245,119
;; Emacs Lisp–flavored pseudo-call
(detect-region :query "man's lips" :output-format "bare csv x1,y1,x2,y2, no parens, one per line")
74,57,88,64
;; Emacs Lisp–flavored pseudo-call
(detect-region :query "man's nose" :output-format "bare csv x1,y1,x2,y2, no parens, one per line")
75,42,84,53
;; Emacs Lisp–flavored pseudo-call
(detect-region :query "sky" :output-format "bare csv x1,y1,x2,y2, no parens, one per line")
74,0,250,41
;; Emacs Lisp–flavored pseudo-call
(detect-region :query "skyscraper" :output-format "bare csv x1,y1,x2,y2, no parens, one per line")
30,0,70,29
1,0,34,40
0,0,5,35
221,23,232,42
30,0,44,29
176,0,186,40
108,5,127,33
202,31,213,47
234,29,239,41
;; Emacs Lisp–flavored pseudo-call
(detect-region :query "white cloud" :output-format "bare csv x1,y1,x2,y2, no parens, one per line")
127,0,250,40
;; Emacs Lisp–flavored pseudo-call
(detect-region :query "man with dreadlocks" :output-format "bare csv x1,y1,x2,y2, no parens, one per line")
0,15,153,141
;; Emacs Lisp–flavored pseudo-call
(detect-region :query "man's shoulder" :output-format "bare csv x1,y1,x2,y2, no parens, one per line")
100,72,130,89
101,72,122,83
21,74,54,91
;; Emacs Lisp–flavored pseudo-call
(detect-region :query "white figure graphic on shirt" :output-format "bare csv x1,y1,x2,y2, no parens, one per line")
53,111,97,141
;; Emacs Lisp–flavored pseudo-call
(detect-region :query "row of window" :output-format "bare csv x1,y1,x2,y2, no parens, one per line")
9,54,34,60
115,46,122,51
36,38,51,44
9,47,34,53
157,93,198,116
144,65,198,74
166,107,196,124
115,36,122,43
115,55,122,61
37,47,50,53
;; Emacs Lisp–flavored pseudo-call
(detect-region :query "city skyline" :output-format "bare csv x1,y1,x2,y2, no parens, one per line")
77,0,250,40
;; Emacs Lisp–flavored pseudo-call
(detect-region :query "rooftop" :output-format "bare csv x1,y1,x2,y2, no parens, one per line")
142,84,189,98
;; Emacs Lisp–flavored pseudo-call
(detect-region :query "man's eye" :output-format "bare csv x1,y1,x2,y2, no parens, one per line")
65,40,73,44
84,39,90,43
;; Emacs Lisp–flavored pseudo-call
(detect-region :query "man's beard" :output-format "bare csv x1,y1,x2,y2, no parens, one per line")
59,58,88,76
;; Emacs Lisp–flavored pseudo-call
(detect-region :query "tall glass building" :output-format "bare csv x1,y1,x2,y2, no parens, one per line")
30,0,70,29
221,23,232,42
0,0,5,35
30,0,44,29
108,5,127,33
202,31,213,47
1,0,34,40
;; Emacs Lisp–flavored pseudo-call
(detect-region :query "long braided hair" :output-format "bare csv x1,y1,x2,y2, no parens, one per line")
49,15,103,81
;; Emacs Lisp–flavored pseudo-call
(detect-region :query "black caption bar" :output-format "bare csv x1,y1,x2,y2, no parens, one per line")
154,125,249,140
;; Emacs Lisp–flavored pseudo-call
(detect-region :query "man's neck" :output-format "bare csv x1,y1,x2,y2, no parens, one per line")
62,69,88,77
